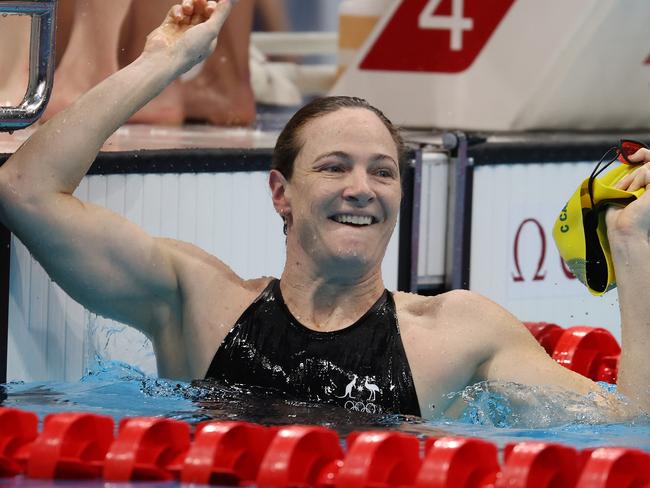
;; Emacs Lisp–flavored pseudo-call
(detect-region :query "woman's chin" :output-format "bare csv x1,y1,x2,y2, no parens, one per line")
326,248,378,272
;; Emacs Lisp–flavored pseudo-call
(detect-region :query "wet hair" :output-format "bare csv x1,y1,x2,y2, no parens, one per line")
271,96,408,181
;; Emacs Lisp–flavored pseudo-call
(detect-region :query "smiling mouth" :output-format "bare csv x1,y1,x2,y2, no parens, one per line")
329,214,378,227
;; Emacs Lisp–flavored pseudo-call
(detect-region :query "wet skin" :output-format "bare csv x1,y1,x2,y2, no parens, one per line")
0,0,642,420
147,108,603,418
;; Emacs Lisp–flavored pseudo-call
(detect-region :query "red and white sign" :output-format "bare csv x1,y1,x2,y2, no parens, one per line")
332,0,650,130
361,0,516,73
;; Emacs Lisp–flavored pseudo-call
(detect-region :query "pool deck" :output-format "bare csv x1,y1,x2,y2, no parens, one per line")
0,124,280,154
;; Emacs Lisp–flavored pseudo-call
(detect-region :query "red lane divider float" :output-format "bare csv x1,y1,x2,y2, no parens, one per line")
499,442,580,487
27,412,114,480
417,437,499,487
2,407,650,487
524,323,621,383
104,417,190,481
336,431,420,487
0,408,38,477
576,447,650,487
256,425,343,487
552,327,621,382
181,421,273,485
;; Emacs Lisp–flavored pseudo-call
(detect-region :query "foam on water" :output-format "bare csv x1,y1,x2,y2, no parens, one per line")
437,379,650,451
448,380,639,428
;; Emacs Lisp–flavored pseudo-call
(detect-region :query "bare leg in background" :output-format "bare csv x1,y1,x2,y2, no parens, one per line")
2,0,255,126
0,15,32,107
181,0,256,126
120,0,184,124
42,0,135,121
0,0,75,109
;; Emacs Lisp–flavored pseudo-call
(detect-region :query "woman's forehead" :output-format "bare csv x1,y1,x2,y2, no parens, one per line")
297,108,398,158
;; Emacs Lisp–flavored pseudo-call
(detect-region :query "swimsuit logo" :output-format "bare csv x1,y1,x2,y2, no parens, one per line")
336,374,358,399
363,377,380,402
335,374,382,414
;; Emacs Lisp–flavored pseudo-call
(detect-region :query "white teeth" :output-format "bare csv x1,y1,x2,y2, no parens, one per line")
333,214,373,226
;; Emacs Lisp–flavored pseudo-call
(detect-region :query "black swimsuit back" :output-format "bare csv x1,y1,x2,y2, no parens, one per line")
205,279,421,416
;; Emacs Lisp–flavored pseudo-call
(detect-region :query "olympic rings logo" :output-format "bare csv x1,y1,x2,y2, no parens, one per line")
344,401,381,414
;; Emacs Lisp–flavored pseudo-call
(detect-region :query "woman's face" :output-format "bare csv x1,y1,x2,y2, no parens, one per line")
280,107,402,275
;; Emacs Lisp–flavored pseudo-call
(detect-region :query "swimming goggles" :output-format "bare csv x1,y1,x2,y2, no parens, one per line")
587,139,648,208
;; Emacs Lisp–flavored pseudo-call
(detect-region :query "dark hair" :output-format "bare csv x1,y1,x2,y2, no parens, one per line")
271,96,408,181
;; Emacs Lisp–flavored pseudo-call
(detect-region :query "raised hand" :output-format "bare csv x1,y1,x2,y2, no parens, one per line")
143,0,232,75
607,147,650,238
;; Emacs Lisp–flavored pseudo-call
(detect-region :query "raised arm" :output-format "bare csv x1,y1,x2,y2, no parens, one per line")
485,147,650,418
605,148,650,411
488,151,650,417
0,0,231,332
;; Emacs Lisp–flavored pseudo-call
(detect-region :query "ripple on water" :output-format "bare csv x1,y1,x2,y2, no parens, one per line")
2,362,650,451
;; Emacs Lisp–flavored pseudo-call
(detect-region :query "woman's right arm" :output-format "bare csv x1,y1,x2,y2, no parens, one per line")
0,0,232,333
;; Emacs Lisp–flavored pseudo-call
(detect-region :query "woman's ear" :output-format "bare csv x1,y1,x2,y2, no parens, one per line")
269,169,290,216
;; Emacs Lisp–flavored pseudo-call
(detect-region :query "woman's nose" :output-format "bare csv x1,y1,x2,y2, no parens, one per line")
342,170,375,204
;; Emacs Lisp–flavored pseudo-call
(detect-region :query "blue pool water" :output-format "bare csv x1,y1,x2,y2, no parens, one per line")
3,359,649,453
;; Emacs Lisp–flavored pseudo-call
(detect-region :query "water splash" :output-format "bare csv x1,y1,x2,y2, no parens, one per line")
446,380,644,428
81,354,148,383
84,311,156,377
5,361,650,451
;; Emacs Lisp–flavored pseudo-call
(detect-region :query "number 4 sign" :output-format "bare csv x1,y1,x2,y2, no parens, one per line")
360,0,516,73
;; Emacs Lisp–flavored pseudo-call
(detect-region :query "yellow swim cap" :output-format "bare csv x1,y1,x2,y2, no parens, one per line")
553,163,644,295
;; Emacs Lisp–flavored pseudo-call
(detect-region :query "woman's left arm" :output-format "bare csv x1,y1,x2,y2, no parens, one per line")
607,148,650,411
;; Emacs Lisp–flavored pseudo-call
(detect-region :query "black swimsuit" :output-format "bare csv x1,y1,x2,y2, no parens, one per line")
205,279,421,416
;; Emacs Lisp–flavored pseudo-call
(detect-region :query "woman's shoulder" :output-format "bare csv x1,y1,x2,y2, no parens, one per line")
393,289,492,321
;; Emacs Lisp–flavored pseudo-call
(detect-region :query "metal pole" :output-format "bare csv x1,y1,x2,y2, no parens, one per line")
444,132,473,290
398,151,420,292
0,223,9,384
0,0,57,131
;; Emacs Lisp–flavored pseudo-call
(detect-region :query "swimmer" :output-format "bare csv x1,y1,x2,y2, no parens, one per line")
1,0,650,419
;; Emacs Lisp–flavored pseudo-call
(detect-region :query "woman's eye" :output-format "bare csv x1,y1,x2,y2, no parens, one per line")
375,169,394,178
323,165,344,173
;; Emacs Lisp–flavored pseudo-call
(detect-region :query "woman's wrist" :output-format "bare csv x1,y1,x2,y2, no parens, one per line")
133,50,184,82
609,228,650,264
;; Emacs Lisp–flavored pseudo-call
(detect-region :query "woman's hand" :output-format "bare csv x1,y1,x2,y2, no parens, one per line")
606,148,650,240
143,0,232,75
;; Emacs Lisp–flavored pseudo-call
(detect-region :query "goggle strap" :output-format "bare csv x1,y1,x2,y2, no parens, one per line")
593,154,618,179
588,146,618,208
589,146,617,180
